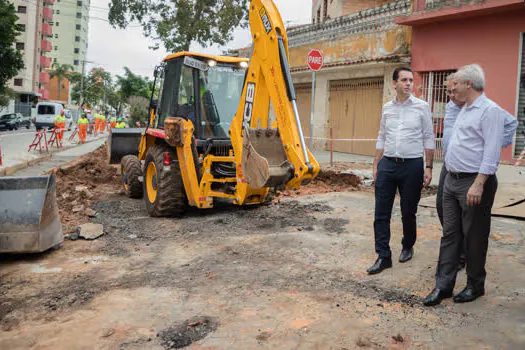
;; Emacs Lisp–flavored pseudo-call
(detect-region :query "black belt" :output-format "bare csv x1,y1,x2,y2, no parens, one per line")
447,171,477,179
384,156,421,163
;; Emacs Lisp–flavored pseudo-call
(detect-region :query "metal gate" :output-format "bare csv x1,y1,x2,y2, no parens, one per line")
515,33,525,158
420,70,455,160
295,83,312,143
328,78,384,156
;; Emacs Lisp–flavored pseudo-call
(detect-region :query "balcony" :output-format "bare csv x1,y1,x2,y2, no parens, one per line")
42,22,52,37
42,7,53,21
397,0,524,25
39,71,50,84
40,56,51,68
41,39,52,52
44,0,55,5
39,89,49,100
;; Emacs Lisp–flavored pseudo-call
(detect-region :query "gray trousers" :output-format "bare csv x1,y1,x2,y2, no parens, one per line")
436,173,498,292
436,165,466,264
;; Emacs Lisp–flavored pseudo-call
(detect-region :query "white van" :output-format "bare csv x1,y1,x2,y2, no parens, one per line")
34,102,73,130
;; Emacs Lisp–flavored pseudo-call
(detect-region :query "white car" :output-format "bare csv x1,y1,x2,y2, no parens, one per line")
34,102,73,130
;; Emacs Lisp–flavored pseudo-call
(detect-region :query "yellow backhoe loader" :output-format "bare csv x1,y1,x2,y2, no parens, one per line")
109,0,320,216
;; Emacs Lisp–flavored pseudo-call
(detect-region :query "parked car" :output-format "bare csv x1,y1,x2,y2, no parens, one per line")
0,113,24,131
34,102,73,130
19,115,32,129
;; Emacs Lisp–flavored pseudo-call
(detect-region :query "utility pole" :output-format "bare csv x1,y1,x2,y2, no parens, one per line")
80,60,85,107
80,60,94,108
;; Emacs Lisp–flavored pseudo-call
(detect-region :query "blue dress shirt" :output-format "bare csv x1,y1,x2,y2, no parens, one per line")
445,94,517,175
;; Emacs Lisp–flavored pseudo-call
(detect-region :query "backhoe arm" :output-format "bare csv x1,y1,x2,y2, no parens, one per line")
230,0,320,200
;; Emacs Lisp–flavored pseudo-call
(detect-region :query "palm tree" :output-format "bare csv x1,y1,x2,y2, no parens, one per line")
49,63,73,102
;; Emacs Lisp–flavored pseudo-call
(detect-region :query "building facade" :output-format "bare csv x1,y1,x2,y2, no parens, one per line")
396,0,525,161
289,0,412,156
48,0,90,72
312,0,399,23
9,0,54,109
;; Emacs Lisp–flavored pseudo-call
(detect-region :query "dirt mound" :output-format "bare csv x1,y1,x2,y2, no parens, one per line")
275,169,361,199
51,143,122,232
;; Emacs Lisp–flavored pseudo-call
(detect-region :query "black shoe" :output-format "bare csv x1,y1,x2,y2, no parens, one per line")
453,286,485,303
423,288,453,306
366,257,392,275
399,248,413,263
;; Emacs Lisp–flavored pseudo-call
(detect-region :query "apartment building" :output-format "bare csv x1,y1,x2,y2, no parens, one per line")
9,0,53,109
48,0,90,72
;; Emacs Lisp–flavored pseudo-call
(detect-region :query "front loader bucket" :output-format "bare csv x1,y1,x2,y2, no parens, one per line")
0,175,63,254
108,128,144,164
242,128,293,189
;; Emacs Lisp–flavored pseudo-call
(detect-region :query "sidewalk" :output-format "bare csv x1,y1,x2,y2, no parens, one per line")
0,130,107,176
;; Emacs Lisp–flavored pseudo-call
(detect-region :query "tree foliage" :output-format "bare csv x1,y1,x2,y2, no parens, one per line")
70,66,152,117
108,0,249,52
116,67,150,100
48,63,74,102
0,0,24,107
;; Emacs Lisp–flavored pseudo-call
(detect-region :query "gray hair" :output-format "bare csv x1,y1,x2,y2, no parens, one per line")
445,72,456,84
456,64,485,91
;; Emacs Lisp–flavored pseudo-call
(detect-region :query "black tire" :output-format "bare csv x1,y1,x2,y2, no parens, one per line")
121,155,143,198
143,144,185,217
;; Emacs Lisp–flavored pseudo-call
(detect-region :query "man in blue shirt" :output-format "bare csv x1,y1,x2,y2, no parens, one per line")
436,73,518,272
424,64,518,306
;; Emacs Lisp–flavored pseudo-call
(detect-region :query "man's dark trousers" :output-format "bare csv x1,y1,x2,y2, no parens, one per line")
436,173,498,292
374,157,424,258
436,164,466,266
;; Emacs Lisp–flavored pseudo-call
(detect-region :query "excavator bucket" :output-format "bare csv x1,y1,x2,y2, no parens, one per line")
0,175,63,253
242,128,293,189
108,128,144,164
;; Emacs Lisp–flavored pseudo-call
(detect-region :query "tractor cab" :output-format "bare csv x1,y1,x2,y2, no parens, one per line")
151,53,249,146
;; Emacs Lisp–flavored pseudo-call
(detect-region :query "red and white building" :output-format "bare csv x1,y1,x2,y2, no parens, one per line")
397,0,525,161
8,0,54,114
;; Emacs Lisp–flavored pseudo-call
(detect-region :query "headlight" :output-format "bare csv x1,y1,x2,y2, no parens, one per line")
239,61,248,69
207,60,217,67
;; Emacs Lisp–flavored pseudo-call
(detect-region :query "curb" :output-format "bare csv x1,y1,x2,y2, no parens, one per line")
0,135,107,177
0,153,52,176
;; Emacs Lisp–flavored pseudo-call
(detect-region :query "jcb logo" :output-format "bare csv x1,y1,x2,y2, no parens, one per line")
243,83,256,125
259,7,272,34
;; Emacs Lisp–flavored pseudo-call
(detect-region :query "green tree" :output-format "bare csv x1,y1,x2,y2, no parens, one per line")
0,0,24,107
108,0,249,52
49,63,74,102
117,67,150,100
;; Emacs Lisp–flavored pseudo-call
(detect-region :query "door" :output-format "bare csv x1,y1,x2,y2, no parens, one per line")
328,78,384,155
295,83,312,142
515,33,525,158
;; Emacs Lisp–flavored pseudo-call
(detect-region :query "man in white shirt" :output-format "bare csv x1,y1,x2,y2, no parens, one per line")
367,66,435,275
424,64,518,306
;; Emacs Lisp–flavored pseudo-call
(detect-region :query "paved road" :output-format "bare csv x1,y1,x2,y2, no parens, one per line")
0,126,107,170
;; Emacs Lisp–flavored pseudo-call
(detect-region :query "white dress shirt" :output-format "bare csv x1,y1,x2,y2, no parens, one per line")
445,94,514,175
376,95,435,158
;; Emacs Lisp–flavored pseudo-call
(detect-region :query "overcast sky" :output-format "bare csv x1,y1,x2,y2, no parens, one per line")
86,0,312,79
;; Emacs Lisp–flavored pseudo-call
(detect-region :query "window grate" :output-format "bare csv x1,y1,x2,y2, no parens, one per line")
419,70,455,160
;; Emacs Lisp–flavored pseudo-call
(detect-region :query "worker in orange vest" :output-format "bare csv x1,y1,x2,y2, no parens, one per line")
109,114,117,129
94,111,100,136
54,110,66,142
100,112,107,134
77,113,89,143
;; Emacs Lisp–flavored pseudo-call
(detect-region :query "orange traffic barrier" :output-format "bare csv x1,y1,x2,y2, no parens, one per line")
28,129,49,153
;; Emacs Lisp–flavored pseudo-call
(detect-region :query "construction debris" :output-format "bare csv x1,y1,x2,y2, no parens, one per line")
77,223,104,240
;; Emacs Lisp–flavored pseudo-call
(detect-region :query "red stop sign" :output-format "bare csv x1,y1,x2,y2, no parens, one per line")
307,49,323,71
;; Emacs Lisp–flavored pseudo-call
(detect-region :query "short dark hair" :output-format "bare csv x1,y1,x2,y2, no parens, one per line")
393,66,413,81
